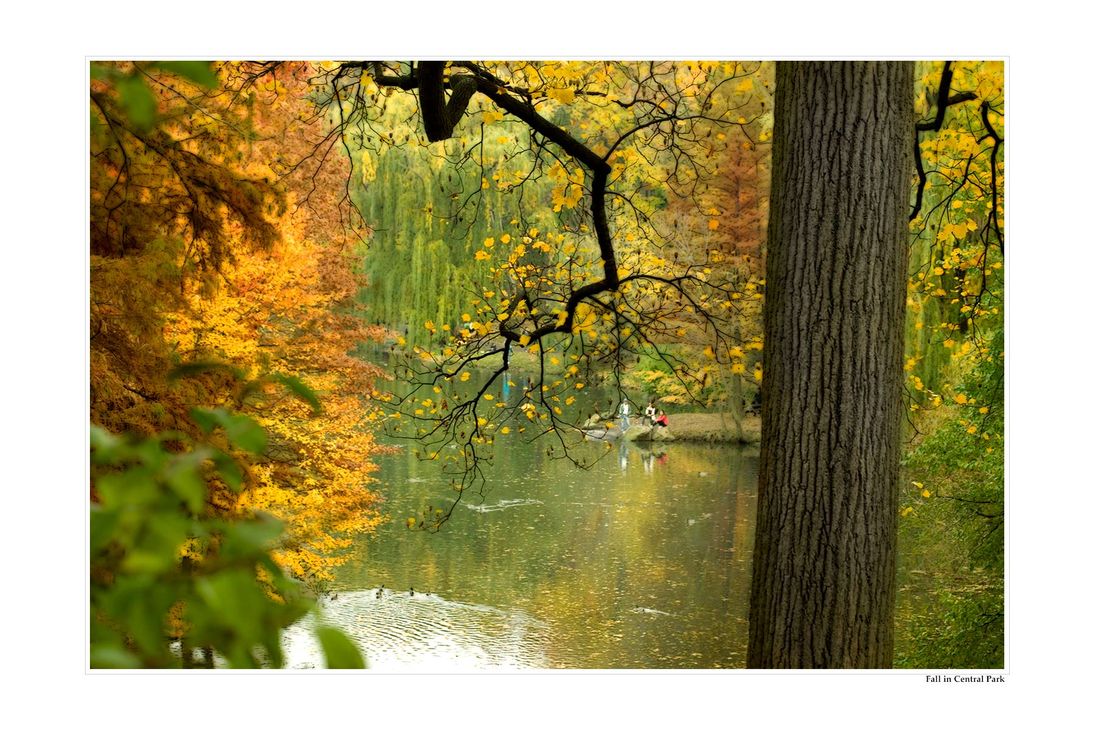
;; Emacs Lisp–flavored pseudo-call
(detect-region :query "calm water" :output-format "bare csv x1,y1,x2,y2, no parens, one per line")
283,436,759,669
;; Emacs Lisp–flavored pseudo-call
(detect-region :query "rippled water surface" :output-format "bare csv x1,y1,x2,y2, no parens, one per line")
284,438,759,669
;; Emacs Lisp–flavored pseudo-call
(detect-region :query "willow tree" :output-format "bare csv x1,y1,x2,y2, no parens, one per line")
747,61,914,668
269,60,771,508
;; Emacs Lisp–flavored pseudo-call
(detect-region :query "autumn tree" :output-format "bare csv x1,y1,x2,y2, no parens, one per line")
894,61,1004,667
282,61,770,516
90,61,386,584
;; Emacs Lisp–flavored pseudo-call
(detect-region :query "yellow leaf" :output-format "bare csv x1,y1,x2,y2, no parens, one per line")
547,87,576,104
460,372,471,382
955,393,968,404
708,219,720,231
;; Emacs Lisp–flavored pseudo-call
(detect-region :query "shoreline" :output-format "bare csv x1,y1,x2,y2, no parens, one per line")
584,412,761,444
642,412,761,444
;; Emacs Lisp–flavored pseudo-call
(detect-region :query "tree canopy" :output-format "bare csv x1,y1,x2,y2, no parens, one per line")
87,58,1004,671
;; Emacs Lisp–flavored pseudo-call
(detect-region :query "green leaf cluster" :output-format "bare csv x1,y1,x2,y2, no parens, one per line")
91,61,218,134
895,337,1004,669
90,414,364,669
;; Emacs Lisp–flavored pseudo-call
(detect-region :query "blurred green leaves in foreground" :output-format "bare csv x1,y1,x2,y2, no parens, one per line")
90,385,364,669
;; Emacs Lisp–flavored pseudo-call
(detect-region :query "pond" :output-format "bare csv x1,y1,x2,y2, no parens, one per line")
282,434,759,669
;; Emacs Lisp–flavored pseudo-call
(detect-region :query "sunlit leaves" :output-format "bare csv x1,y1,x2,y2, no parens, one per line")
903,61,1004,427
546,87,576,104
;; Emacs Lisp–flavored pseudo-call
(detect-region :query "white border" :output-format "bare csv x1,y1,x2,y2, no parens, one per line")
5,0,1087,726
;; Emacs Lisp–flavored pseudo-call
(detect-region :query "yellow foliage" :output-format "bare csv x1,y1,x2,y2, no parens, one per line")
546,87,576,104
165,230,386,583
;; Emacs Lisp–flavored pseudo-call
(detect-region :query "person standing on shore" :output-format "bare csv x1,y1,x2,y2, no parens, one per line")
618,398,631,431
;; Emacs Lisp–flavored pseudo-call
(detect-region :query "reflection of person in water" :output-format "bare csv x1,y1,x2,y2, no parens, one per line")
642,449,655,474
618,441,629,471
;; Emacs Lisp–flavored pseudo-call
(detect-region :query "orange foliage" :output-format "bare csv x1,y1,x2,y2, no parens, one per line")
91,61,387,583
166,229,388,582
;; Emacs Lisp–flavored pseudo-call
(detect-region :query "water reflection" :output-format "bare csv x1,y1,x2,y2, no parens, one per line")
283,590,551,670
295,437,759,669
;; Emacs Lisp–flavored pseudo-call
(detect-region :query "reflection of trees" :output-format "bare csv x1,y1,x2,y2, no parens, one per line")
342,440,758,667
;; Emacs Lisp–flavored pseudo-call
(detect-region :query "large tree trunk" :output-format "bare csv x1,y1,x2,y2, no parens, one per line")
747,61,913,668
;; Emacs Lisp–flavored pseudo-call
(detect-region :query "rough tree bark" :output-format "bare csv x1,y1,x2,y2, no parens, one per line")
747,61,913,668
